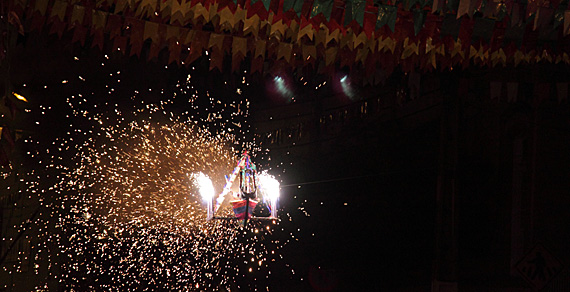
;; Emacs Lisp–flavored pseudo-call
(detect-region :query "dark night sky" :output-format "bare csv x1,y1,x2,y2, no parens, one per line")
5,31,570,291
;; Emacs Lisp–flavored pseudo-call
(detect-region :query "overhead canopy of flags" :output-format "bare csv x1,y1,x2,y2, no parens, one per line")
4,0,570,79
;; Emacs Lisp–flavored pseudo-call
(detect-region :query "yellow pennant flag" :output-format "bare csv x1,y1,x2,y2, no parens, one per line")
50,0,68,21
219,7,234,29
353,32,367,49
297,24,314,42
277,42,293,62
233,7,246,27
166,25,180,42
193,3,210,22
325,47,338,66
541,49,552,63
92,10,108,30
208,3,219,22
244,15,260,36
469,45,477,59
514,50,524,66
254,40,266,58
286,20,299,40
384,37,396,53
233,37,248,56
161,0,173,14
270,20,287,39
143,21,159,43
450,40,464,59
425,37,435,54
302,45,317,61
315,29,326,46
326,28,340,45
356,48,369,63
401,38,419,59
34,0,49,15
208,33,225,49
71,5,85,26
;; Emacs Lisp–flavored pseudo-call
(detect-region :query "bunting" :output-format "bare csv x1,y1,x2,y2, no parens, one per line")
8,0,570,79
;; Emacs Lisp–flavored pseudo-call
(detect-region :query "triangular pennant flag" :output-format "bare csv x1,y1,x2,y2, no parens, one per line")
277,42,293,62
376,4,397,32
34,0,49,15
143,21,159,43
457,0,471,18
232,36,248,56
302,45,317,61
208,33,225,49
70,5,85,27
49,0,68,22
413,10,425,35
254,40,266,58
91,10,108,30
325,47,338,65
244,15,260,36
251,0,272,12
311,0,334,21
349,0,366,27
283,0,304,16
166,25,180,42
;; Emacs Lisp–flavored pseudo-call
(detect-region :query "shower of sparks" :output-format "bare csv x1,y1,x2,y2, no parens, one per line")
192,172,216,202
2,59,305,291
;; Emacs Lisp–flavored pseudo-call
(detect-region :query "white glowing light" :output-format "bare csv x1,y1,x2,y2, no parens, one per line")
193,172,215,202
258,171,280,202
340,75,356,99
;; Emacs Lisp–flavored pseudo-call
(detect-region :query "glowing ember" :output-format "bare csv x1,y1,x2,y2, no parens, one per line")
9,59,301,291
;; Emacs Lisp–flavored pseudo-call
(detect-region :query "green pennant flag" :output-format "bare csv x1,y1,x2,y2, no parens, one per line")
413,10,425,35
376,4,397,32
346,0,366,26
251,0,272,11
406,0,422,10
283,0,304,17
311,0,334,21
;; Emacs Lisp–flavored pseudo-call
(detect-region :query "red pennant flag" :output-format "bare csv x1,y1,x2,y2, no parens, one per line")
91,29,105,51
251,56,264,74
48,18,66,39
71,25,88,46
209,48,224,71
185,30,210,65
107,14,123,40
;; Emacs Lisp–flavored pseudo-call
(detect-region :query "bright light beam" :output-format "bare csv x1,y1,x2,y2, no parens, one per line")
193,172,215,219
258,171,280,218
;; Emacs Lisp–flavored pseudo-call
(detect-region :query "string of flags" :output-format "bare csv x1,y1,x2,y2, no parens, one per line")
5,0,570,77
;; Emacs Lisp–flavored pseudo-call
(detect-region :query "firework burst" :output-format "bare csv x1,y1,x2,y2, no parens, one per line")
7,58,301,291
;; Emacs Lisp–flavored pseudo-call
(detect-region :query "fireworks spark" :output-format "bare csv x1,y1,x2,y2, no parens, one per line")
4,58,303,291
